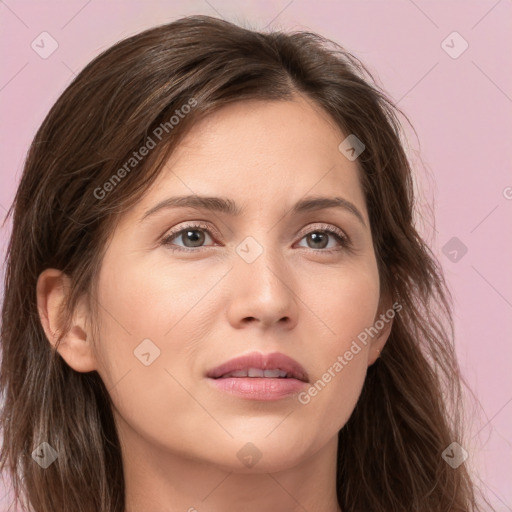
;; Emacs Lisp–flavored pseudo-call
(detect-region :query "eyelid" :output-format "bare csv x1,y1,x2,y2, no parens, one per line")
296,222,347,241
162,221,220,241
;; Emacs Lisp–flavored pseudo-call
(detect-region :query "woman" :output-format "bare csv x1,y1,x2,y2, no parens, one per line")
0,14,489,512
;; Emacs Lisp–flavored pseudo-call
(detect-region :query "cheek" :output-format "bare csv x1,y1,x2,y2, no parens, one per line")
90,252,221,431
295,259,380,430
300,254,381,346
93,249,218,357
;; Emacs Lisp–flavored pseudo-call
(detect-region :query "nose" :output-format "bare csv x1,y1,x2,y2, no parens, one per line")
225,242,299,331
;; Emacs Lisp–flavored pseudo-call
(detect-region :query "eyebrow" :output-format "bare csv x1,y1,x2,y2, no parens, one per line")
140,194,367,227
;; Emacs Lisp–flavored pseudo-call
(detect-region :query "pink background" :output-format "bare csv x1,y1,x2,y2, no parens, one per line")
1,1,511,510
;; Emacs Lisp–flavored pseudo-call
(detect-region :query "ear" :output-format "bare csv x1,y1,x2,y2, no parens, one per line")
36,268,98,372
367,291,397,367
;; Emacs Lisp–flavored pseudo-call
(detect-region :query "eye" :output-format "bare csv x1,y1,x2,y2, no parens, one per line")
161,223,216,252
296,224,350,252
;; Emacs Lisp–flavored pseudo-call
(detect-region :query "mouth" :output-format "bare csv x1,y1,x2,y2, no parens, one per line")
206,352,309,401
217,368,296,379
206,351,309,382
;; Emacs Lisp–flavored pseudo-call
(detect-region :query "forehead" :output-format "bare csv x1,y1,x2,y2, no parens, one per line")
132,97,367,222
172,96,346,167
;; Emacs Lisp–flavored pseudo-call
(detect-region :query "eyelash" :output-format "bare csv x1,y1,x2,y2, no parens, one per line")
160,222,351,254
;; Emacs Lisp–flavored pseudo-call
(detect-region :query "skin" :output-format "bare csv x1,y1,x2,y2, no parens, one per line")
37,94,393,512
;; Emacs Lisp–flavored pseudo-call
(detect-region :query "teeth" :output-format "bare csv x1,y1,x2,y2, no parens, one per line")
263,369,287,378
228,370,250,378
222,368,289,378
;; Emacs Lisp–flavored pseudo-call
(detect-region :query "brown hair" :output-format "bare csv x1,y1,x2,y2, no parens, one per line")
1,14,489,512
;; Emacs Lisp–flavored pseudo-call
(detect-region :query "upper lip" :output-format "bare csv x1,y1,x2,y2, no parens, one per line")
207,351,309,382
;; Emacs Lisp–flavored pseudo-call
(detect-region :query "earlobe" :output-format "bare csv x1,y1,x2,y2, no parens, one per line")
36,268,98,373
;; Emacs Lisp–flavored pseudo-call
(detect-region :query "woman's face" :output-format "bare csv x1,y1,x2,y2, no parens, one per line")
78,96,390,472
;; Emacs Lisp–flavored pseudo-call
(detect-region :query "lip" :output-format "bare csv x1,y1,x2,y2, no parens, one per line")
206,351,309,401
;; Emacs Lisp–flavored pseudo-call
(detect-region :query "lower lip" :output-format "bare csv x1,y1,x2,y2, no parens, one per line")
208,377,308,401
